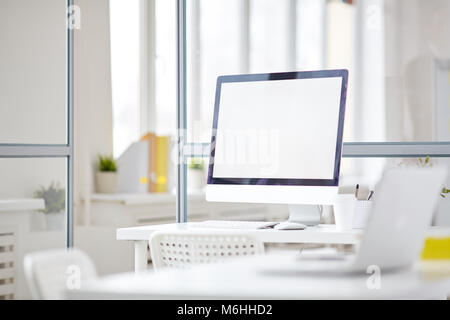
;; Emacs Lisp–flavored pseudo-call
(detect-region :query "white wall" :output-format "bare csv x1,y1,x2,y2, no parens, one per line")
385,0,450,141
73,0,114,224
0,0,66,145
385,0,450,225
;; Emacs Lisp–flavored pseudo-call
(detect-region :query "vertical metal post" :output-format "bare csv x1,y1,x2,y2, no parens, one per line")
66,0,75,247
189,0,201,133
176,0,187,223
139,0,156,135
321,0,327,68
288,0,297,70
240,0,250,73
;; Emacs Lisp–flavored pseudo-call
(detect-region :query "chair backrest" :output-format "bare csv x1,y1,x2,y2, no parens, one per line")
149,230,265,270
23,248,97,300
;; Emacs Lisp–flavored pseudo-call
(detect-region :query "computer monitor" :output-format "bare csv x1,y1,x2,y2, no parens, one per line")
206,70,348,226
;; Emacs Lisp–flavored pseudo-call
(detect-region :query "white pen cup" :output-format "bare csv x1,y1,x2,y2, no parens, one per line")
333,194,357,231
352,200,373,229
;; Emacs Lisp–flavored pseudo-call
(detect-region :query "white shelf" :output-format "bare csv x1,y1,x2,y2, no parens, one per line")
0,199,44,213
86,192,206,206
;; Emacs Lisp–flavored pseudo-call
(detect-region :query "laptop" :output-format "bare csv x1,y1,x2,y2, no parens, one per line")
295,167,447,273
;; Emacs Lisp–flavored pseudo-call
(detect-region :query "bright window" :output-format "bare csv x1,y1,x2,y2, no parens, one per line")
110,0,140,158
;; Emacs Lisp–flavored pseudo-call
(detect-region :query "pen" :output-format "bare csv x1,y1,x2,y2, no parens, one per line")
355,184,359,199
367,190,374,201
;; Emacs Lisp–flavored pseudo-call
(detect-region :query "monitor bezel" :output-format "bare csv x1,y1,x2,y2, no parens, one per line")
207,69,348,187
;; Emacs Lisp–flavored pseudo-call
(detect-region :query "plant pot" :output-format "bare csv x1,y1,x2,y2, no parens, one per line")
188,168,206,191
45,211,64,231
96,171,118,193
433,197,450,226
31,212,47,231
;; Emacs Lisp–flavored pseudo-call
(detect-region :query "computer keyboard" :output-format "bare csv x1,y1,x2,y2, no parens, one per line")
191,220,279,230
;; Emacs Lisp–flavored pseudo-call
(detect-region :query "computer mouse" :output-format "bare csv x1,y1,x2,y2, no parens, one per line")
274,222,307,230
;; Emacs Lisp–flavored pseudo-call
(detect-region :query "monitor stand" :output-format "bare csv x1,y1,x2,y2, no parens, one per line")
288,204,322,226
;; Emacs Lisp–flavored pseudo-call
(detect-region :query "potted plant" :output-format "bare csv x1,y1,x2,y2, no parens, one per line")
404,156,449,224
33,182,65,230
96,155,118,193
415,156,449,197
188,158,206,191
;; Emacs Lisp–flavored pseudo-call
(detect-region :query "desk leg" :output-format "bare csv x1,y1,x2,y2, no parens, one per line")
134,240,148,273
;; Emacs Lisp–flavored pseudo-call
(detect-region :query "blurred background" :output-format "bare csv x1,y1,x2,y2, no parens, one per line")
0,0,449,299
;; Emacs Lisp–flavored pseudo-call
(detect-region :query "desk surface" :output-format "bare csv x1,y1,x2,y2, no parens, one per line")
117,223,363,244
67,254,450,300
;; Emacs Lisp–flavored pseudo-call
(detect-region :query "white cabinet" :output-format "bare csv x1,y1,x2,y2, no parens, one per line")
0,199,45,299
0,231,15,299
83,193,290,228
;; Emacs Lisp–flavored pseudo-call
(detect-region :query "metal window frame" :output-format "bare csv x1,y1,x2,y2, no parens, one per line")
239,0,250,73
0,0,74,247
67,0,74,247
139,0,157,135
287,0,297,70
182,142,450,159
176,0,187,223
175,0,450,223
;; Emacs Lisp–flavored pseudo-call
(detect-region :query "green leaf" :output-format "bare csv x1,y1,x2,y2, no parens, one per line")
98,155,117,172
33,181,65,214
188,158,204,170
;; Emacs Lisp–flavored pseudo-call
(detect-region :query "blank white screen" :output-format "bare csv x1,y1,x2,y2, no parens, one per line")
213,77,342,180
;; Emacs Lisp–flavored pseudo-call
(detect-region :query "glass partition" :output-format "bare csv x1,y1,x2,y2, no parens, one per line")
0,158,67,299
184,0,450,144
186,154,450,226
0,0,71,299
182,0,450,222
0,0,67,144
340,157,450,225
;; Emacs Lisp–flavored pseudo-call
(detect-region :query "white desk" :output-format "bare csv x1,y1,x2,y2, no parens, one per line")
116,223,363,272
67,254,450,300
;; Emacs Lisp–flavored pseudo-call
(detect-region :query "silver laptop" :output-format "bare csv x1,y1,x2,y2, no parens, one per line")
296,167,447,273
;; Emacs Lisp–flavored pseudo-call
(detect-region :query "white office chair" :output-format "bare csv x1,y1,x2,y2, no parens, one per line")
149,230,265,270
23,248,97,300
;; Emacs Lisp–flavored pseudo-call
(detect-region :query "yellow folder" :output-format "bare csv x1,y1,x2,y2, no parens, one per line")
155,136,168,193
421,237,450,260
